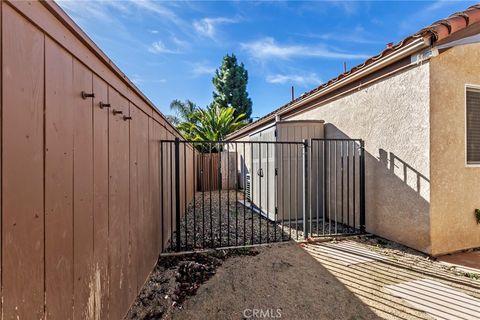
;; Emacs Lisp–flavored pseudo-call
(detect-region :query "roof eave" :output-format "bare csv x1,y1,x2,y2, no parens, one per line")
227,36,431,140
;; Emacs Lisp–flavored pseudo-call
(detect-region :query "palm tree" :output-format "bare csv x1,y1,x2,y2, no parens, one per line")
190,105,246,152
167,99,199,138
167,99,198,125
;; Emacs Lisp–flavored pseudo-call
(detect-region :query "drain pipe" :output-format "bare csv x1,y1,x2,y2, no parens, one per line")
274,115,281,140
302,139,309,240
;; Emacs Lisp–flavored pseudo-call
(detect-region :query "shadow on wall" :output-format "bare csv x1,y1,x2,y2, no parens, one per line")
325,124,431,253
379,149,430,197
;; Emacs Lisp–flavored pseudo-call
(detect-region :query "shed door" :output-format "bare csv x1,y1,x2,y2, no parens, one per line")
249,126,276,219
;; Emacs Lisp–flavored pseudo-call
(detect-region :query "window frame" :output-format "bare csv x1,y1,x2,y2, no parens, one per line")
465,84,480,167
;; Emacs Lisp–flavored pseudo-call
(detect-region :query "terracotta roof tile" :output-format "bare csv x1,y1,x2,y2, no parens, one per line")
417,4,480,41
232,4,480,138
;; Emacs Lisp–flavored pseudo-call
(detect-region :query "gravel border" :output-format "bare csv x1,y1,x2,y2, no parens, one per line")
169,191,288,252
169,190,362,251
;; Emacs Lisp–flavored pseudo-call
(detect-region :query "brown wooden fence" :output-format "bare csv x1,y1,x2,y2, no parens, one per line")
0,1,193,319
196,151,237,191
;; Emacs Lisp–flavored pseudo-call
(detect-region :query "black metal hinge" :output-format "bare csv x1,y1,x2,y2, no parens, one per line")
275,168,278,176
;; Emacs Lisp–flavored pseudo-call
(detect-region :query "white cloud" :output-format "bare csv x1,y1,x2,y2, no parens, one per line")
59,0,183,26
241,37,370,60
328,1,360,15
148,41,178,54
171,35,190,49
399,0,454,32
309,25,383,45
267,73,322,87
193,17,238,38
131,0,181,25
191,63,216,76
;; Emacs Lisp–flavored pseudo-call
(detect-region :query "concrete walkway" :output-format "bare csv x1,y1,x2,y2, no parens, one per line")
303,240,480,319
438,250,480,273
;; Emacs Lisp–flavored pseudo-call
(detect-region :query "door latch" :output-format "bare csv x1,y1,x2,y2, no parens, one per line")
257,168,264,177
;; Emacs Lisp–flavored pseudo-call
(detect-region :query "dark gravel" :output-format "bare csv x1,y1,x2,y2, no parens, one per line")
169,190,361,251
170,191,288,252
126,248,259,320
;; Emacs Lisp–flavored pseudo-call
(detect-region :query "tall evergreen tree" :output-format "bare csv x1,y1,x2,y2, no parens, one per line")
212,54,253,122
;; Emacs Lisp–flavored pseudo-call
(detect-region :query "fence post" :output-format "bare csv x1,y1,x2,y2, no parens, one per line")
359,140,366,233
174,137,181,251
302,139,308,240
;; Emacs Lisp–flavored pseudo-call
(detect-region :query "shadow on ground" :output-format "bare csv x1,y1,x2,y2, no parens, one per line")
172,238,480,320
172,242,378,320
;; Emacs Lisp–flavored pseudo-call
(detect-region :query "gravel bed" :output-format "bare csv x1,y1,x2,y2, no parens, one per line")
168,190,363,251
169,191,288,252
126,248,259,320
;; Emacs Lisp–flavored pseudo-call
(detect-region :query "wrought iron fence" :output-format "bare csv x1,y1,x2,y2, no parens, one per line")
160,138,365,252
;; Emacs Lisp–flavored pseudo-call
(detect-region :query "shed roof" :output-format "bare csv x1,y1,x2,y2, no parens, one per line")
229,4,480,139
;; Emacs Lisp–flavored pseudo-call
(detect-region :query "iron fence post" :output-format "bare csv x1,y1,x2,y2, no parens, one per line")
360,140,366,233
302,139,308,240
174,137,181,251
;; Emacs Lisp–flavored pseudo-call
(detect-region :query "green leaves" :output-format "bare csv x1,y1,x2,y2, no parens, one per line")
167,99,199,140
166,54,251,148
187,104,246,152
212,54,252,122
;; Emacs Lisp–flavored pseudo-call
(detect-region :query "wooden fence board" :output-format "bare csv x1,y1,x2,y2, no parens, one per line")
108,87,130,319
73,58,95,320
149,119,160,253
1,2,197,318
2,5,45,318
197,153,219,192
92,74,109,320
196,152,236,191
45,36,74,319
157,124,168,251
129,104,150,293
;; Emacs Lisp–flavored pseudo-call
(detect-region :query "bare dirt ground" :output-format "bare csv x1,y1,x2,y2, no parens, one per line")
171,241,379,320
126,248,259,319
127,236,480,320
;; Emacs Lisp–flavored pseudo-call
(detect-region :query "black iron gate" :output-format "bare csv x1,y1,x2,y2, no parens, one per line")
160,138,365,252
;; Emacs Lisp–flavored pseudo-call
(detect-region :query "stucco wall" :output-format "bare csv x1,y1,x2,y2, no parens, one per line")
430,43,480,256
289,63,432,253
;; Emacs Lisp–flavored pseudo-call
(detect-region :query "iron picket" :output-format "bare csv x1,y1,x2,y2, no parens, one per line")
160,138,365,252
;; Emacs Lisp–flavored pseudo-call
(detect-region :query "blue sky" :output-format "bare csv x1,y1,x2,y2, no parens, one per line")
59,0,477,118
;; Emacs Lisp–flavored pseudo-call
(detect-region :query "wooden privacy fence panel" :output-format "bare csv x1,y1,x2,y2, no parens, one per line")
196,151,237,191
0,1,194,319
197,153,220,191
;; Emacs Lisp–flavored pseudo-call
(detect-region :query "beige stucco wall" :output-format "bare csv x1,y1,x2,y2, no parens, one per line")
430,43,480,256
289,63,432,253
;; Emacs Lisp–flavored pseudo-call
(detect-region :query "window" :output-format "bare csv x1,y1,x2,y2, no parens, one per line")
466,87,480,165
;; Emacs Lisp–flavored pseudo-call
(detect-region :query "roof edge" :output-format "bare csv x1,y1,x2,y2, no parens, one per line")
229,4,480,141
228,37,429,140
